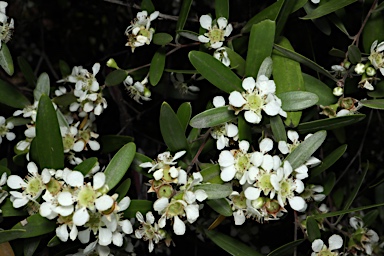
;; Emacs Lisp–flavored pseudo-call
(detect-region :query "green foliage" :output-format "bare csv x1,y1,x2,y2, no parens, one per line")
0,44,14,76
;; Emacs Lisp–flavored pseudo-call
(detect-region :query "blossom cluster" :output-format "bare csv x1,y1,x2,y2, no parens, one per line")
0,1,14,48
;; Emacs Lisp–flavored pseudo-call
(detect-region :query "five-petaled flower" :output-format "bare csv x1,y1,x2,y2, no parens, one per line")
198,15,233,49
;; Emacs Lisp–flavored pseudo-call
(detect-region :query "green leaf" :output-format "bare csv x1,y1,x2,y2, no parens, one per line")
323,172,336,195
5,117,30,127
297,114,366,133
274,43,337,82
238,115,252,142
17,56,36,86
302,73,337,106
34,73,50,102
328,13,351,37
245,20,275,77
307,216,321,242
362,209,379,227
270,115,287,142
100,135,134,154
278,91,318,111
52,93,77,107
105,69,128,86
149,47,166,86
0,229,26,244
190,106,236,128
131,152,154,178
360,99,384,110
303,3,331,36
188,51,242,94
206,199,232,217
194,184,232,199
73,157,98,176
153,33,173,46
175,0,193,38
275,0,297,37
313,202,384,219
336,162,368,224
12,214,56,239
1,198,27,217
140,0,155,13
205,230,263,256
224,47,246,77
257,56,273,78
177,30,200,41
23,237,41,256
0,79,31,108
267,239,305,256
215,0,229,19
329,48,346,58
56,108,69,129
123,199,153,218
0,44,14,76
35,94,64,169
367,81,384,98
200,164,223,184
348,45,361,64
285,130,327,169
104,142,136,190
115,178,131,202
47,236,61,247
176,102,192,132
301,0,358,20
362,12,384,53
310,144,347,179
59,60,71,77
160,102,190,153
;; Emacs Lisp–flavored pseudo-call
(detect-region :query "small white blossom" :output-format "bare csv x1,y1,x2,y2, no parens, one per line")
368,40,384,76
135,211,166,252
0,1,14,48
198,15,233,49
312,234,343,256
0,116,15,144
124,75,151,103
213,47,230,66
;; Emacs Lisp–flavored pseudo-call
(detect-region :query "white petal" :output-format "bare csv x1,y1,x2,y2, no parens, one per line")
73,140,85,152
216,135,227,150
261,154,274,171
95,195,114,211
213,96,225,107
173,215,186,235
172,150,186,161
195,190,208,202
244,111,261,124
218,151,235,167
73,207,90,226
263,100,280,116
217,17,228,29
328,234,343,251
287,130,299,143
199,15,212,30
88,140,100,151
198,35,210,43
58,191,73,206
295,180,305,194
224,24,233,37
98,228,112,246
118,197,131,211
349,217,361,230
78,229,90,244
177,169,187,185
66,171,84,187
6,132,15,141
27,162,38,176
39,202,57,219
288,196,307,212
220,165,237,182
278,141,289,154
7,175,26,189
153,197,169,213
70,224,78,241
56,225,69,242
92,63,100,76
119,219,133,234
229,91,247,107
233,210,245,225
312,239,324,252
112,232,123,246
244,187,261,200
169,166,179,178
225,123,238,137
250,152,263,167
153,169,164,180
239,140,250,152
54,205,74,216
41,169,52,184
12,197,29,208
93,172,105,190
185,204,199,223
242,77,256,91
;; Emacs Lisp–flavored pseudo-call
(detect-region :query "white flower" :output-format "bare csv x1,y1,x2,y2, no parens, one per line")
213,47,230,66
349,216,380,255
140,150,186,173
124,75,152,103
311,234,343,256
368,40,384,76
0,116,15,144
354,63,366,75
13,101,39,123
198,15,233,49
171,73,200,94
311,0,320,4
210,122,238,150
229,75,286,124
135,211,166,253
0,1,14,48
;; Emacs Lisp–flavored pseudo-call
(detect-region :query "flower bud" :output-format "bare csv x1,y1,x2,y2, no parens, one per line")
366,66,376,76
106,58,120,69
354,63,365,75
333,87,343,96
343,61,351,69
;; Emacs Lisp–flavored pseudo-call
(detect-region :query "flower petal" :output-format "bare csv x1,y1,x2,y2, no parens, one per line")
199,15,212,30
229,91,246,108
328,234,343,251
173,215,186,235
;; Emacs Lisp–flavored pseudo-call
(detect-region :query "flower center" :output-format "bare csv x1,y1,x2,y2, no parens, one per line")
46,179,62,195
234,153,250,177
0,125,8,136
77,185,97,208
208,28,224,44
63,134,75,151
167,201,185,217
232,193,247,209
25,176,44,196
84,211,102,233
246,93,263,111
257,172,273,195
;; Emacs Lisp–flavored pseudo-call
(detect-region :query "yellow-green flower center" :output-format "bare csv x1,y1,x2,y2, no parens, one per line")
26,176,43,196
234,153,250,178
232,193,247,209
167,200,185,217
258,173,273,194
246,93,263,111
77,185,97,208
208,28,225,44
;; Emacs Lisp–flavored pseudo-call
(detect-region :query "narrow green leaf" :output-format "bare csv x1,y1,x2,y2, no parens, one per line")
270,115,287,142
177,30,200,41
215,0,229,19
329,48,346,58
1,198,27,217
245,20,275,77
34,73,50,102
56,108,70,129
153,33,173,46
237,115,251,142
53,93,77,107
303,3,331,36
6,117,30,126
275,0,296,37
336,162,368,224
0,79,31,108
149,47,166,86
24,237,41,256
224,47,246,77
327,13,351,37
73,157,98,176
274,43,338,82
35,94,64,169
297,114,366,133
362,12,384,53
301,0,358,20
0,44,14,75
310,144,347,179
302,73,337,106
176,102,192,132
130,152,154,178
115,178,131,202
267,239,305,256
307,216,321,242
160,102,189,152
323,172,336,195
348,45,361,64
285,130,327,169
195,184,232,199
104,142,136,191
140,0,155,13
362,209,379,227
100,135,134,154
12,214,56,238
175,0,193,37
278,91,319,111
367,81,384,98
257,56,273,78
206,199,232,217
123,199,153,218
200,164,223,184
313,202,384,219
360,99,384,110
106,69,128,87
190,106,236,128
0,229,26,244
188,51,242,94
59,60,71,77
205,230,263,256
17,56,36,86
47,236,61,247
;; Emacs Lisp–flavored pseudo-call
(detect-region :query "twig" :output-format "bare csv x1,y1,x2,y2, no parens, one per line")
186,128,212,173
352,0,379,47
